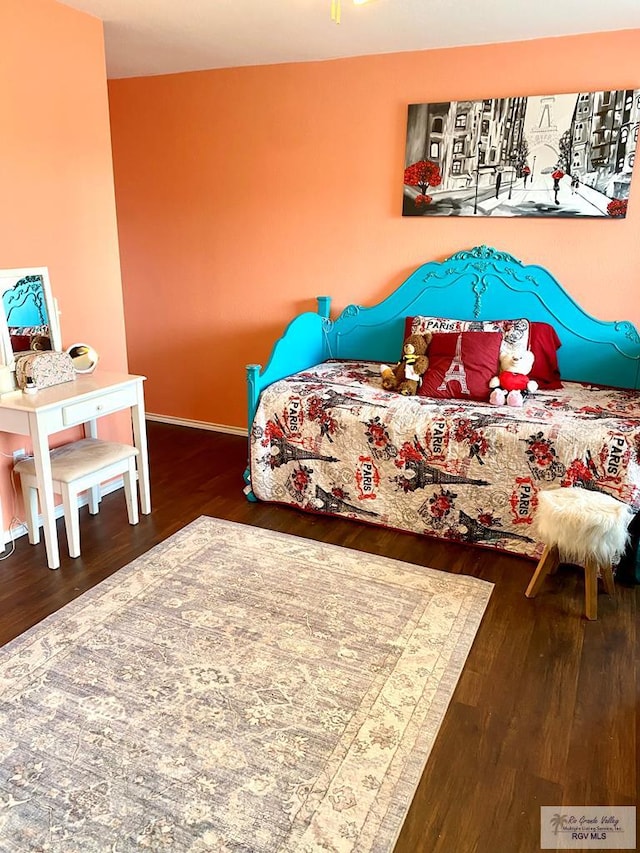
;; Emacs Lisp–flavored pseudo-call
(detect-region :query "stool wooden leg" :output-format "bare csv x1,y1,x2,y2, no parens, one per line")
526,544,560,598
600,564,615,597
584,559,598,620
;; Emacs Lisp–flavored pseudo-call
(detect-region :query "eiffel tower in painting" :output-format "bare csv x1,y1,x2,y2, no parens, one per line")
458,510,533,544
438,333,469,394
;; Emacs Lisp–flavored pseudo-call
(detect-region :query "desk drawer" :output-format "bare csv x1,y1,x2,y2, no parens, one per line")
62,385,138,426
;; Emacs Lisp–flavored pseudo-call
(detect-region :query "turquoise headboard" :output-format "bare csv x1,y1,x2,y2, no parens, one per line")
247,246,640,426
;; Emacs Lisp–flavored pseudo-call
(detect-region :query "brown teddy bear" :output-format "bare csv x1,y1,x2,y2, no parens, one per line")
380,333,431,395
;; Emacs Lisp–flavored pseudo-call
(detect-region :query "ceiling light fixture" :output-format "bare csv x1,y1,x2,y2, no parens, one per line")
331,0,372,24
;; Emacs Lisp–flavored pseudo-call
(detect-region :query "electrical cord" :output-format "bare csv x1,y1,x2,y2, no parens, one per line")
0,450,32,560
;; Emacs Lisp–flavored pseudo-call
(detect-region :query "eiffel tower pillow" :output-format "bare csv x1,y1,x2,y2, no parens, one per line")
406,315,529,358
418,330,503,401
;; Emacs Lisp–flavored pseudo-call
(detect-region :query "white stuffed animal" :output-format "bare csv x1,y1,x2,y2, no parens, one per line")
489,350,539,407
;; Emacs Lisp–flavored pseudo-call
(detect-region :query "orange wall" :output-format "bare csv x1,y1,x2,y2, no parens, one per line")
0,0,129,532
109,29,640,431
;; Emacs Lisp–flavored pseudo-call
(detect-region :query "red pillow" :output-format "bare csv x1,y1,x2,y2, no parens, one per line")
529,322,562,389
418,331,502,401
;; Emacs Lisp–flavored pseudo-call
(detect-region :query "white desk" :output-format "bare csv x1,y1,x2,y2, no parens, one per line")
0,371,150,569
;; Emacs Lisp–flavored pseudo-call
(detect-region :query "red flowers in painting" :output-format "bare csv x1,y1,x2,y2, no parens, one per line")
404,159,442,189
404,160,442,208
607,198,628,218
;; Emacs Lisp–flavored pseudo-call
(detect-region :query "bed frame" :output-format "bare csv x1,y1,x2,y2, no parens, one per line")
247,245,640,426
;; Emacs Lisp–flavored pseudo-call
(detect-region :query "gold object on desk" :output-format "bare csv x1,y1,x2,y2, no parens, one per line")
67,343,99,374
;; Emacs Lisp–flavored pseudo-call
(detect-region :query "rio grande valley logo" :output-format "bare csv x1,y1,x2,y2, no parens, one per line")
540,806,636,849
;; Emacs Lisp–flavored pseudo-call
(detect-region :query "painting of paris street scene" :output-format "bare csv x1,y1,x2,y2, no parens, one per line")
402,89,640,217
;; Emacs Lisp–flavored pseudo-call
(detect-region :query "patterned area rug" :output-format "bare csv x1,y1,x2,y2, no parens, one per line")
0,517,492,852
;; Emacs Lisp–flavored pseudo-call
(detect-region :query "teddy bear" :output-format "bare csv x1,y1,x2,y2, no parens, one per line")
380,333,431,395
489,349,538,407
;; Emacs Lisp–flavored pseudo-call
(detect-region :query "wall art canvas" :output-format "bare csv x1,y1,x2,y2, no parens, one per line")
402,89,640,218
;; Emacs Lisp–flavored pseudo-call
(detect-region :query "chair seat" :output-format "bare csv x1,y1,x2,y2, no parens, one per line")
534,487,631,566
15,438,140,562
15,438,138,482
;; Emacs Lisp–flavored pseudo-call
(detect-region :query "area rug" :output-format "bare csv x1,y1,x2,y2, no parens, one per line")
0,517,493,852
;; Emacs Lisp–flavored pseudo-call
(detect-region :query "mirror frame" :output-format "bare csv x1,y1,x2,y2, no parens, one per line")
0,266,62,369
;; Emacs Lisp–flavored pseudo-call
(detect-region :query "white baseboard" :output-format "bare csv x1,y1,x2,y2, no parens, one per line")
1,477,125,550
146,413,248,437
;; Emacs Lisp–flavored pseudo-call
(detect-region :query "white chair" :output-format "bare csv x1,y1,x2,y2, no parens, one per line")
14,438,139,559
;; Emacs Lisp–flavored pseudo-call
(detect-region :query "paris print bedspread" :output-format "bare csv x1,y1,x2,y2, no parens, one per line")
248,361,640,558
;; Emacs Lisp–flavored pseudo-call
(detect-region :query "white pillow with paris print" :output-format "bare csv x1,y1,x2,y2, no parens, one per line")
406,315,530,358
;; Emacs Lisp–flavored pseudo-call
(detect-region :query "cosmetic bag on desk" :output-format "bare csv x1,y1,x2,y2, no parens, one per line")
15,351,75,390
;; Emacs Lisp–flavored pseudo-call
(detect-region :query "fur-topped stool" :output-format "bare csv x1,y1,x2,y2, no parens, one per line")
525,488,632,620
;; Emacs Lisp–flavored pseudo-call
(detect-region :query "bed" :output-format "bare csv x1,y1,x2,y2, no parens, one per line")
245,246,640,560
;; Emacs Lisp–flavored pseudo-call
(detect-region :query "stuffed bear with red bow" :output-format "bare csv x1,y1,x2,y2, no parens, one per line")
489,350,538,407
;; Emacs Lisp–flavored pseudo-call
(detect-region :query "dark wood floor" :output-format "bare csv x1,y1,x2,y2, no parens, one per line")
1,421,637,852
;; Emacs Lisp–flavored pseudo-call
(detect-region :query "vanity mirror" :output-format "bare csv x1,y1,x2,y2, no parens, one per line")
0,267,62,369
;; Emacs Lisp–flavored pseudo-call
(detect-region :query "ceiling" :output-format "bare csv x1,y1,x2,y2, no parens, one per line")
58,0,640,79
